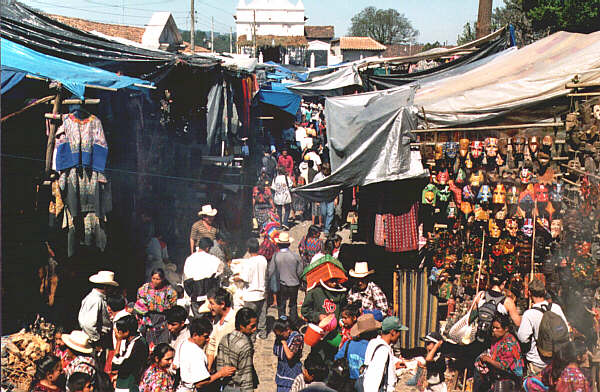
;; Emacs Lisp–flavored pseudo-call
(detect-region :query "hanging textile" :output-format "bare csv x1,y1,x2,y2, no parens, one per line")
54,114,108,173
374,214,385,246
384,202,419,253
396,269,438,348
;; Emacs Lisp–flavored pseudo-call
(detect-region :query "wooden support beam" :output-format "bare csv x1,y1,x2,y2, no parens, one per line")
50,98,100,105
567,92,600,97
411,122,563,133
45,91,62,172
565,81,600,89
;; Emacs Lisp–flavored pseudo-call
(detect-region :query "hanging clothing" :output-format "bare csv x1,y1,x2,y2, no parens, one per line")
374,214,385,246
384,202,419,253
55,113,108,173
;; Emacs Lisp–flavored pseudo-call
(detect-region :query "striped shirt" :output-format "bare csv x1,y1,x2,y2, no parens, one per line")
216,330,257,392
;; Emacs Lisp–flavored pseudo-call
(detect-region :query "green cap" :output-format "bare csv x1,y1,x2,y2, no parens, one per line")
381,316,408,333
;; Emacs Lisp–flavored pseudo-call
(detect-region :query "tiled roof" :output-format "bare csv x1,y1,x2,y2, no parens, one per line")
237,34,307,47
304,26,334,39
333,37,386,51
382,44,424,58
47,14,145,43
181,42,211,53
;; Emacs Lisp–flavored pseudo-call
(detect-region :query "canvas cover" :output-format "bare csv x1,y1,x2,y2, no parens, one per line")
293,85,428,201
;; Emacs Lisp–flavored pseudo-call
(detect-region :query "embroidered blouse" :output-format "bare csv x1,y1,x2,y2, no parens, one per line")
139,364,174,392
135,283,177,326
55,114,108,173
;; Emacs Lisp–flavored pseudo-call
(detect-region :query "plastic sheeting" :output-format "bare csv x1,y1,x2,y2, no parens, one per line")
257,82,301,116
293,85,428,201
1,38,152,98
264,61,308,82
0,68,24,94
0,2,218,81
286,65,363,97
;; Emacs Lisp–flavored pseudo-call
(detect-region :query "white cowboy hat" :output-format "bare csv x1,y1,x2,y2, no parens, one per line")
349,262,374,278
62,330,93,354
275,232,293,244
198,204,218,217
89,270,119,287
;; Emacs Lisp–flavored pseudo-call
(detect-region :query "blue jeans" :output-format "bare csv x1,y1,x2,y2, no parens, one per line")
320,201,335,234
276,203,291,227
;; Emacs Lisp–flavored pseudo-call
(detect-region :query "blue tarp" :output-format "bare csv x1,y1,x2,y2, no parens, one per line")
257,82,301,116
1,68,24,94
0,38,153,98
264,61,308,82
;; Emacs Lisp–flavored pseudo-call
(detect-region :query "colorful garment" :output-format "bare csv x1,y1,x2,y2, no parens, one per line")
31,383,62,392
55,114,108,172
374,214,385,246
135,283,177,346
273,331,304,391
298,236,323,266
139,364,174,392
383,202,419,253
477,333,524,378
556,366,591,392
258,237,278,262
65,355,96,380
348,281,389,313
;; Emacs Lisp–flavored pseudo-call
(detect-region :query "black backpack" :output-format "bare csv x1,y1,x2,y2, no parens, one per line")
328,341,355,392
476,292,505,342
534,303,570,360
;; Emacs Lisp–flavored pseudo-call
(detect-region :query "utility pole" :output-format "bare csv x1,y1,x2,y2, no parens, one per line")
252,10,257,58
476,0,493,38
190,0,195,51
229,27,233,53
211,17,214,53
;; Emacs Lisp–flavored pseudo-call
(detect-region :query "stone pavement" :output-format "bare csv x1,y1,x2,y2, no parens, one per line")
252,219,419,392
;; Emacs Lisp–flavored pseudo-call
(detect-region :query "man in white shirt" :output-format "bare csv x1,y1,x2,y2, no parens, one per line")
517,279,569,375
166,305,190,373
304,149,321,169
78,271,119,349
183,237,223,317
235,238,268,340
176,317,235,392
362,316,407,392
206,288,237,371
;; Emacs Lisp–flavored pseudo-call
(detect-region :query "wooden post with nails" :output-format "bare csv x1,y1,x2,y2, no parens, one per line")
45,88,63,173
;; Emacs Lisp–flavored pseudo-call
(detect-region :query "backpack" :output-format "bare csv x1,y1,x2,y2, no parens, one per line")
328,341,355,392
534,303,570,360
355,343,390,392
476,292,505,342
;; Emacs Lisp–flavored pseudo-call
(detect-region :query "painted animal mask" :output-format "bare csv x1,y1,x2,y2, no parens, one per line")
493,184,506,204
459,138,470,157
434,143,445,160
447,202,458,219
489,219,501,238
445,142,458,159
534,184,550,203
513,136,526,155
550,219,562,238
470,141,484,159
422,184,438,205
438,185,451,202
529,136,540,154
461,201,473,216
522,218,533,237
437,170,449,186
506,219,519,237
462,185,476,201
470,171,484,187
519,167,533,184
550,183,563,203
477,185,492,204
485,137,499,157
507,185,519,205
455,168,467,185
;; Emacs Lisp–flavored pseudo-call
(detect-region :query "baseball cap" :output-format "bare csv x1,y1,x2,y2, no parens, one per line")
420,331,443,344
381,316,408,333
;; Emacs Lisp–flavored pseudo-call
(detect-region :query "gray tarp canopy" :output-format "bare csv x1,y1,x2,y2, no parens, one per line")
293,85,428,201
286,65,363,97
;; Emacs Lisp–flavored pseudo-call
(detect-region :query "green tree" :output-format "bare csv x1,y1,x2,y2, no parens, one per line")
420,41,442,52
492,0,548,45
349,7,418,45
180,30,210,49
523,0,600,34
457,22,477,45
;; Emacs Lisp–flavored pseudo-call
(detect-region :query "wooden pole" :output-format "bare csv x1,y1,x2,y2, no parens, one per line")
393,266,399,316
45,90,63,172
476,0,493,39
475,230,486,294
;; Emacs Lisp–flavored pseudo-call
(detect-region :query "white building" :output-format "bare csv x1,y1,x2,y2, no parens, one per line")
235,0,305,38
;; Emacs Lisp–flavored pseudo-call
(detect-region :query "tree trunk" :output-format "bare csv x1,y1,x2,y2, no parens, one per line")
476,0,493,38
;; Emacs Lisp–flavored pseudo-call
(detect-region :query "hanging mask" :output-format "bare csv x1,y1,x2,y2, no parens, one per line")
449,180,462,203
455,168,467,185
550,183,563,202
492,243,504,257
529,136,540,154
513,136,526,155
470,170,484,187
474,204,489,221
519,185,535,212
577,242,592,256
493,184,506,204
550,219,562,238
422,184,438,206
484,137,499,157
519,167,533,184
542,135,553,152
477,185,492,203
498,138,508,156
495,204,508,220
522,218,533,237
434,143,445,160
461,201,473,216
507,185,519,205
445,142,458,159
534,184,550,203
465,154,473,169
594,104,600,121
489,219,502,238
505,256,516,274
470,141,484,159
462,185,475,201
433,254,444,268
459,138,470,158
496,154,505,166
504,242,515,254
506,219,518,237
438,185,451,202
538,217,550,232
447,202,458,219
437,170,450,186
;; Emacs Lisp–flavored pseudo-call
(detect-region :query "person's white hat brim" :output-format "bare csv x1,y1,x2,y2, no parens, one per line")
62,331,93,354
89,271,119,287
198,204,218,217
349,262,374,278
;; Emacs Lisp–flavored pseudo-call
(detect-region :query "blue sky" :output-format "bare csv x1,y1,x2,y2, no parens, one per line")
21,0,504,44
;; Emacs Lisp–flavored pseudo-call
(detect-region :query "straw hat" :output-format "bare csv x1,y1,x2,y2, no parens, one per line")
275,232,293,244
62,330,93,354
350,314,381,338
349,262,374,278
198,204,218,217
89,270,119,287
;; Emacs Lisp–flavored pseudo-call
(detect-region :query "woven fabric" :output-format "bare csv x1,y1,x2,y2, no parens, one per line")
397,270,438,348
384,203,419,253
374,214,385,246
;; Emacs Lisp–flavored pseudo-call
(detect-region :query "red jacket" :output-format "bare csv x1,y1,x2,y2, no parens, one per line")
278,155,294,176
